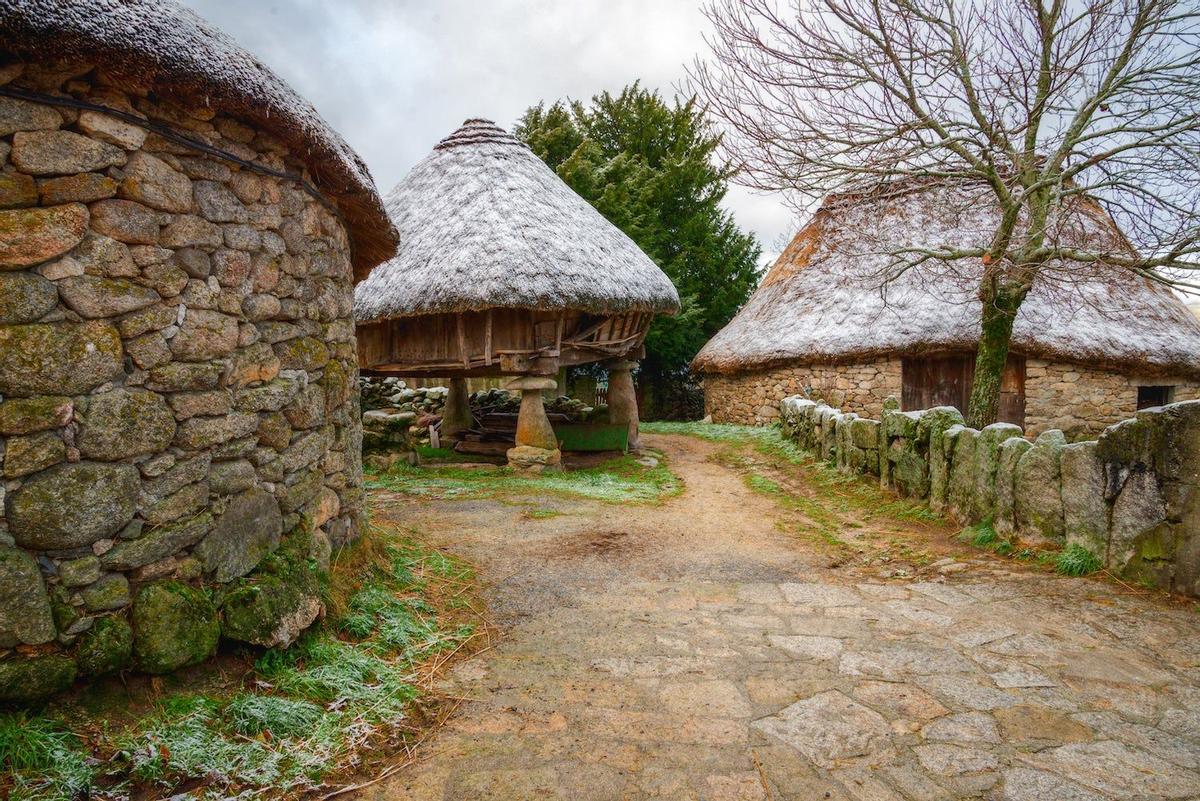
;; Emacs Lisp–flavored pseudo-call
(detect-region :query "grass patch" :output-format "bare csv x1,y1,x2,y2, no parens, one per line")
520,508,564,520
0,715,93,801
415,445,479,463
1056,543,1102,576
367,452,681,505
1,524,483,800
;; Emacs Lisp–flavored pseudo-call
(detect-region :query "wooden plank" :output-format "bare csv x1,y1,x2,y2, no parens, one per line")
456,313,469,368
484,309,493,366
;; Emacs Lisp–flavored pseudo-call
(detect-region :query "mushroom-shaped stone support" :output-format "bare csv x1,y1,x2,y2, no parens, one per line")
441,377,472,440
606,359,639,451
506,375,561,471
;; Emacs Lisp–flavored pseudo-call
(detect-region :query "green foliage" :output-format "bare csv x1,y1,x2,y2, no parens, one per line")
1056,544,1102,577
516,85,762,413
959,521,999,548
226,694,324,738
0,714,93,801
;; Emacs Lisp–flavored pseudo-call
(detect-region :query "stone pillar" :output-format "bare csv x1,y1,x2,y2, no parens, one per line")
441,376,472,440
506,375,561,471
607,360,640,451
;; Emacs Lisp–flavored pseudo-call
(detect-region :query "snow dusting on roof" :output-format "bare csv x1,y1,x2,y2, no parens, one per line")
354,119,680,322
0,0,397,278
694,180,1200,378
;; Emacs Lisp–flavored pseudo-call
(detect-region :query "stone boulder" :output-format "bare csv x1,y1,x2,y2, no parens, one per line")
994,437,1033,537
972,423,1025,521
0,203,89,269
77,388,177,461
194,489,283,582
0,321,123,396
0,654,77,702
76,614,133,677
131,580,220,674
1013,430,1066,543
7,462,140,549
220,535,324,649
0,546,56,647
0,271,57,324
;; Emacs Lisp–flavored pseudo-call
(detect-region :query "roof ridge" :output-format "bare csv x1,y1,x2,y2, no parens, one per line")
435,118,526,151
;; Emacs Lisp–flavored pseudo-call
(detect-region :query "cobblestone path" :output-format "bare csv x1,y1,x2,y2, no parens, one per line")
363,434,1200,801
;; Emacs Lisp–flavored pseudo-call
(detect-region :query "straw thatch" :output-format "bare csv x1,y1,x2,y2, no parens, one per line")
353,119,680,324
694,180,1200,378
0,0,398,278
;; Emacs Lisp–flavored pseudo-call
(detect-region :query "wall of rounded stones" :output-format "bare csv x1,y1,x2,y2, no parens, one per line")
0,64,361,701
781,395,1200,599
702,359,903,425
1024,359,1200,438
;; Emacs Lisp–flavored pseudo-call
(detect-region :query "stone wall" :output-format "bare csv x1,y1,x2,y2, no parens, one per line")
0,66,361,701
1024,359,1200,438
705,357,1200,436
702,358,902,425
780,396,1200,598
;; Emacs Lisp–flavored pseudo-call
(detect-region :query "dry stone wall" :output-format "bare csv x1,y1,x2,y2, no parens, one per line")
0,66,361,702
702,359,902,425
1024,358,1200,438
780,395,1200,598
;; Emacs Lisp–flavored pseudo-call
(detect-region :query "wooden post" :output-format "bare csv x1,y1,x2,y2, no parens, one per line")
505,375,560,471
606,359,639,450
441,376,471,441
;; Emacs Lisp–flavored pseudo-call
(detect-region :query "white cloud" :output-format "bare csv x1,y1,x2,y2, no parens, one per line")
182,0,797,252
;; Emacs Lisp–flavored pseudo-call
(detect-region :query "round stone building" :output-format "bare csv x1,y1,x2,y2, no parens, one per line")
0,0,397,701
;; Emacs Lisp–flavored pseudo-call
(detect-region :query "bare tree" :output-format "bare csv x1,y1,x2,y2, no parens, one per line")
691,0,1200,428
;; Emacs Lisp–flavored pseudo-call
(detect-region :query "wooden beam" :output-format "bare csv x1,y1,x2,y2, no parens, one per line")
484,309,493,366
456,313,470,369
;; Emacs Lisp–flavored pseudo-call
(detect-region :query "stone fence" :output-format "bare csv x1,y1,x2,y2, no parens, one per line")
779,396,1200,597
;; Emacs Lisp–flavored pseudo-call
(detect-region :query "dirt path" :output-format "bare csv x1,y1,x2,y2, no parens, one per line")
361,434,1200,801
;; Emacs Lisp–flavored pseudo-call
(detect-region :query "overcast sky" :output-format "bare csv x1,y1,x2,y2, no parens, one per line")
183,0,797,261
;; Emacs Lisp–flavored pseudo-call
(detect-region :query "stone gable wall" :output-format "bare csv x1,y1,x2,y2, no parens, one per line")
1024,359,1200,438
702,359,902,425
0,64,362,701
780,395,1200,599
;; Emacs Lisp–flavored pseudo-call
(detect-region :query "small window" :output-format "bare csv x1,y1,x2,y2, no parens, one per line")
1137,385,1174,410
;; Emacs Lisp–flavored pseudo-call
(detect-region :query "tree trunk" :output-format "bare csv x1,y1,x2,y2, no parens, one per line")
966,289,1023,429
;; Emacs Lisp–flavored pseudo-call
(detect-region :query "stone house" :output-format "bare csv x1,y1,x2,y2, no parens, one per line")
694,180,1200,437
0,0,397,700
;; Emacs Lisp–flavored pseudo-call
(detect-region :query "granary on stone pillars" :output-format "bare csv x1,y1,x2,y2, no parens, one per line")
355,120,679,469
694,179,1200,439
0,0,396,701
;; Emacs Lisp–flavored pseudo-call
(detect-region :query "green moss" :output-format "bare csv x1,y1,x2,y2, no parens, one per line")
131,581,219,674
76,614,133,677
0,654,77,703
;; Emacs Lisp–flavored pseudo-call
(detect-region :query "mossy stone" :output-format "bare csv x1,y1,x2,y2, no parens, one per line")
0,395,72,436
81,573,130,612
131,580,219,674
273,336,330,372
220,535,325,649
0,654,76,703
76,615,133,676
0,271,57,324
0,546,56,646
7,461,140,550
0,321,123,397
77,388,177,461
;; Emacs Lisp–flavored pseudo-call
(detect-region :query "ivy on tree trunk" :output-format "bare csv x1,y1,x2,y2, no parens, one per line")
967,285,1024,429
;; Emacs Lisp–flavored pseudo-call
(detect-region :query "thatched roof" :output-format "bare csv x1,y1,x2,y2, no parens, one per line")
353,119,680,323
695,180,1200,378
0,0,398,279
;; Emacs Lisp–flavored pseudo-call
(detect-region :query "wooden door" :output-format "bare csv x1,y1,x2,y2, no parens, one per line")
902,352,1025,427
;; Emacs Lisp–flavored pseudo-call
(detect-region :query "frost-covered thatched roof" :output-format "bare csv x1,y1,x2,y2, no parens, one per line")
353,119,680,323
695,180,1200,378
0,0,397,278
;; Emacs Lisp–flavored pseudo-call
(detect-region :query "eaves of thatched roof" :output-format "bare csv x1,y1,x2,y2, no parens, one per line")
0,0,398,279
353,119,680,323
694,180,1200,378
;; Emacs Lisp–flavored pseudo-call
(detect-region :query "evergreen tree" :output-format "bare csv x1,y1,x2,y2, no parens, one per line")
515,84,761,418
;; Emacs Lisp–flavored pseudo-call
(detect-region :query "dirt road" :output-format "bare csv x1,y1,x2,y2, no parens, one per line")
362,433,1200,800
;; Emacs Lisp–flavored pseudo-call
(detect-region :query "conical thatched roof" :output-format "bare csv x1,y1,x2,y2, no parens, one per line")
0,0,398,278
694,180,1200,378
354,119,680,323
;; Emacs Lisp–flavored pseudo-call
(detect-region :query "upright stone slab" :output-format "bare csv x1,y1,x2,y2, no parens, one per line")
607,360,640,450
972,423,1024,522
1061,440,1108,558
994,437,1033,537
924,407,965,513
440,376,472,440
1013,430,1066,543
507,375,561,471
945,425,979,522
0,547,55,646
